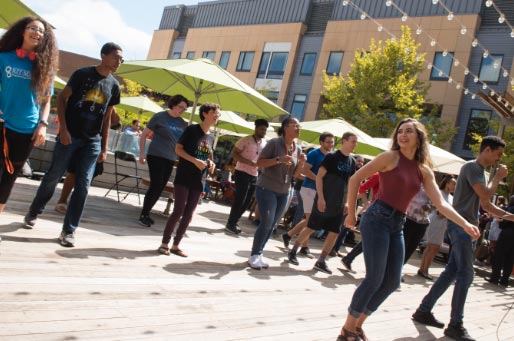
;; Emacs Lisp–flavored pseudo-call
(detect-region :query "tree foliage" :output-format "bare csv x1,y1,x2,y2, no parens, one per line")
322,26,457,145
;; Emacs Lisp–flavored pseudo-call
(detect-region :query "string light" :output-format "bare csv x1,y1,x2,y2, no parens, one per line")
482,83,488,90
491,90,496,96
503,70,509,77
460,27,467,35
472,94,476,99
342,0,349,5
427,63,433,69
360,12,367,20
401,14,408,22
474,76,479,83
430,39,436,47
453,59,459,66
432,0,438,4
416,27,422,35
447,12,454,21
385,0,392,6
498,96,502,102
448,77,453,83
464,68,469,75
485,0,493,7
483,50,489,58
377,25,383,32
464,89,469,95
456,83,461,90
498,14,505,24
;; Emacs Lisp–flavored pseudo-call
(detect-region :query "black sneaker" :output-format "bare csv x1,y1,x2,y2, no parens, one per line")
314,260,332,274
444,322,475,341
147,216,155,225
288,250,299,265
341,257,353,272
282,233,292,248
225,224,241,235
412,309,445,328
23,213,37,228
299,247,314,259
138,215,152,227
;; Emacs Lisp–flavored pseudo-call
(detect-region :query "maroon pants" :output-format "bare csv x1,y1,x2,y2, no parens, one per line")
161,184,203,246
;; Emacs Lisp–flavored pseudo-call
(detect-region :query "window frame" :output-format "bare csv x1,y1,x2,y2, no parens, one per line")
236,51,255,72
219,51,231,69
300,53,317,76
291,94,307,119
186,51,195,60
326,51,344,75
462,108,493,150
478,54,503,84
430,51,454,81
202,51,216,61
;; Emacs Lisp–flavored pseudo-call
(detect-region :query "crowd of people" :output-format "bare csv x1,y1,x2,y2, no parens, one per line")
1,16,513,341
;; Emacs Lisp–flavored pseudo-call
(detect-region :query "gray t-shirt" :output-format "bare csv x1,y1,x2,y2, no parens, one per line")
146,111,187,161
256,137,302,194
453,160,485,225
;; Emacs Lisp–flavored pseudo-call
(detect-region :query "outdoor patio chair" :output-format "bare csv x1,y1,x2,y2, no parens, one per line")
104,151,142,205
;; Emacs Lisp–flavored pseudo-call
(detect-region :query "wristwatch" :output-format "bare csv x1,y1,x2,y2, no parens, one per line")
39,119,49,126
275,156,280,164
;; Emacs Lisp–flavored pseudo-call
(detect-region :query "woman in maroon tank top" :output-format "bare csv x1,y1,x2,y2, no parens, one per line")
336,118,479,341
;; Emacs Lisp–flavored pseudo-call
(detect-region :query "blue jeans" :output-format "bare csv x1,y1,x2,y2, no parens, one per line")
29,137,101,233
348,200,406,317
333,218,348,252
251,186,291,256
419,220,474,325
291,188,304,227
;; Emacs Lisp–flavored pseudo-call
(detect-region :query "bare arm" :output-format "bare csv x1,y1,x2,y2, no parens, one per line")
97,106,113,163
31,95,51,147
138,127,152,164
56,86,72,145
175,143,207,171
232,146,255,167
315,166,327,212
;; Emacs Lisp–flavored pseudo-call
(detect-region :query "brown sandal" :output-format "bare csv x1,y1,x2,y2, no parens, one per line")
356,327,368,341
336,328,362,341
170,248,188,257
158,246,170,255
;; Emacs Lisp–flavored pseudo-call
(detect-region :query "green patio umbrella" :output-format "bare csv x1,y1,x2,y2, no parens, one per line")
0,0,40,28
116,95,163,119
115,58,289,125
53,75,66,90
298,118,387,157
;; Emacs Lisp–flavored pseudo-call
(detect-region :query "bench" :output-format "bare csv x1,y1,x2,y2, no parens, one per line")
141,178,174,215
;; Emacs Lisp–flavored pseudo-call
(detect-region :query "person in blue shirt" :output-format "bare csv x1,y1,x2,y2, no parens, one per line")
0,17,58,214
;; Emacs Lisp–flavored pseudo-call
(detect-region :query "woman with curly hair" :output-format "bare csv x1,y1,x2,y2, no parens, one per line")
0,16,58,213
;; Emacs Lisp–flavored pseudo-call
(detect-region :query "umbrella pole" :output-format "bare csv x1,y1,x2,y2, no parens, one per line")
188,94,199,126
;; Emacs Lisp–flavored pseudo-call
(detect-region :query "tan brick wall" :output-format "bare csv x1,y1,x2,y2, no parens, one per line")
147,29,179,60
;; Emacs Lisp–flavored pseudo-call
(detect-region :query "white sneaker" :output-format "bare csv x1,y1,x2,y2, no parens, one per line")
247,255,261,270
258,254,269,269
54,203,67,214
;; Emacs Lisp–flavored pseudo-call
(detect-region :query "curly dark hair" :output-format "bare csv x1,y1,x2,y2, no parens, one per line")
390,118,432,168
0,17,59,103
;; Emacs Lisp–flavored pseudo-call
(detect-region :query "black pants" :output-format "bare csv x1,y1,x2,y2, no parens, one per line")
403,218,429,264
490,228,514,284
0,127,33,203
227,170,256,226
141,154,174,216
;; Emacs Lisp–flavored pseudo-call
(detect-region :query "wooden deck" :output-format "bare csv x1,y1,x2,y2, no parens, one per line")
0,177,513,341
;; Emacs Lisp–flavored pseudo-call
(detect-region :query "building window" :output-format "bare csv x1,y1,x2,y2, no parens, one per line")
479,54,503,83
326,52,343,75
186,51,195,59
257,52,288,79
430,52,454,80
202,51,215,61
171,52,181,59
236,51,254,72
300,53,316,76
291,94,307,119
463,109,492,150
219,51,230,69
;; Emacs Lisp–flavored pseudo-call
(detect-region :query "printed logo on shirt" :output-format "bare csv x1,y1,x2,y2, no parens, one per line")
337,159,352,173
5,66,31,80
195,137,212,161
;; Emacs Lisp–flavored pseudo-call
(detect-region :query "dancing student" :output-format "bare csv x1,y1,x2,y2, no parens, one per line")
158,102,219,257
0,16,58,213
337,118,480,341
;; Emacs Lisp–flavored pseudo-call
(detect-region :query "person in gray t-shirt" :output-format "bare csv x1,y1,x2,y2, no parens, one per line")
137,95,188,227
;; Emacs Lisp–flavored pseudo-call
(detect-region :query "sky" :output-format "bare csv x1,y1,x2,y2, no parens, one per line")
23,0,202,60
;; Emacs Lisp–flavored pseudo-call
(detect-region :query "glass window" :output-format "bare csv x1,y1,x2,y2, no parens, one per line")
259,90,279,104
257,52,271,78
202,51,215,61
291,94,307,119
326,52,343,75
463,109,492,150
267,52,288,79
430,52,454,80
171,52,181,59
300,53,316,76
186,51,195,60
219,51,230,69
479,54,503,83
236,51,254,72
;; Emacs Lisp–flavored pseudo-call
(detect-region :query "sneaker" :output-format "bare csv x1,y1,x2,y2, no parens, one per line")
341,257,353,272
314,260,332,274
225,224,241,235
299,247,314,259
329,250,337,257
54,203,67,214
412,309,444,328
288,250,299,265
23,213,37,228
58,231,75,247
257,255,269,269
138,215,153,227
248,255,261,270
485,276,499,285
282,233,292,248
147,216,155,225
444,322,475,341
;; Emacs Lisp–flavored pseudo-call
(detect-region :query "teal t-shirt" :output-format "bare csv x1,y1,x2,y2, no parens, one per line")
0,51,52,134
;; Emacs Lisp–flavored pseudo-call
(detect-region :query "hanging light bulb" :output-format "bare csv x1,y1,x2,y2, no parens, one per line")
460,27,467,35
464,68,470,75
427,63,433,69
485,0,493,7
447,12,454,21
472,39,478,47
454,59,460,66
448,77,453,83
430,39,436,47
432,0,438,4
511,79,514,86
391,36,396,42
343,0,349,5
503,70,509,77
483,50,489,58
482,83,488,90
416,55,422,61
498,96,502,102
438,70,443,77
474,76,479,83
442,50,448,56
464,88,469,95
472,94,476,99
360,12,367,20
404,47,410,52
490,90,496,96
378,25,383,32
499,14,505,24
385,0,392,6
493,61,499,68
456,83,461,90
402,14,408,22
416,27,422,35
511,30,514,38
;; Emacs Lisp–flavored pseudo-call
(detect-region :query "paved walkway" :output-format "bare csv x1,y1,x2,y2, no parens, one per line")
0,177,512,340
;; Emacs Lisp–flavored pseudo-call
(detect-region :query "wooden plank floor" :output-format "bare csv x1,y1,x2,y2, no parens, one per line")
0,177,513,341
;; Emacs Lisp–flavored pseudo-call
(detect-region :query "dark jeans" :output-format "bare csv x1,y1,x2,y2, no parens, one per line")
333,219,349,253
161,184,202,246
0,127,33,203
490,228,514,284
227,170,256,226
345,241,363,263
141,155,174,217
291,189,304,227
403,218,429,264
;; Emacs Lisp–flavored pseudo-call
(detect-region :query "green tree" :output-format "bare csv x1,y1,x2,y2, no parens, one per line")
322,26,456,146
